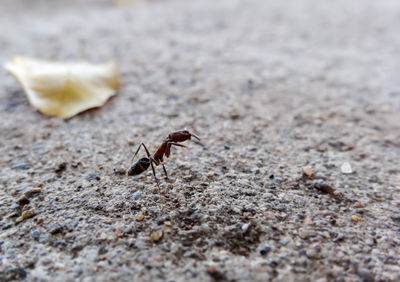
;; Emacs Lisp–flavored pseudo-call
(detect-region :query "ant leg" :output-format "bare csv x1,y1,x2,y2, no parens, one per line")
170,142,187,148
149,160,162,194
165,143,171,158
127,143,147,174
141,143,153,158
130,143,162,194
140,147,164,193
162,163,169,179
169,143,188,155
131,143,152,162
161,163,173,182
161,163,174,190
131,143,144,162
165,142,186,158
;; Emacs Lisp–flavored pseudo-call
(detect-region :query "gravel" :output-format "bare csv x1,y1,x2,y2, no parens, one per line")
0,0,400,281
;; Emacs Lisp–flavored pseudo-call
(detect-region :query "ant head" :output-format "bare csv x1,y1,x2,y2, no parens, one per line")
181,128,189,135
183,128,200,141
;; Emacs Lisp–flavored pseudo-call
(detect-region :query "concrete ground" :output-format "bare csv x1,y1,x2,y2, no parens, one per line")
0,0,399,281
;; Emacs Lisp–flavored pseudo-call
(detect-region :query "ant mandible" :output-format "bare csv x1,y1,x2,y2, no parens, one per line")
127,129,200,193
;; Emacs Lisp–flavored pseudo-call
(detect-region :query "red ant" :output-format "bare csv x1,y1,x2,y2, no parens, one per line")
128,129,200,193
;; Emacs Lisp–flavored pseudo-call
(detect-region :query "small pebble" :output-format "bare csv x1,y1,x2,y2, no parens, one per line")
48,224,63,234
55,162,67,173
114,231,122,239
39,234,49,243
279,240,288,246
302,166,313,178
24,188,42,198
304,217,313,225
2,222,13,230
270,177,284,185
11,163,28,170
299,228,309,239
314,244,322,253
17,195,30,205
71,244,84,252
113,167,126,175
123,227,134,235
133,191,141,199
150,230,163,242
357,268,374,282
298,249,307,255
54,240,66,247
6,267,14,275
137,215,144,221
156,217,166,225
314,172,326,180
85,173,99,181
352,215,358,223
207,265,217,275
242,223,250,233
31,230,40,241
313,182,335,195
206,173,214,179
18,268,27,279
231,207,241,214
98,246,108,255
260,246,271,255
341,162,353,174
306,248,319,259
16,210,36,223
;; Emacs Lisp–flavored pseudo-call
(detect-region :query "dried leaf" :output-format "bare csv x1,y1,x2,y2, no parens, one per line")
4,56,119,118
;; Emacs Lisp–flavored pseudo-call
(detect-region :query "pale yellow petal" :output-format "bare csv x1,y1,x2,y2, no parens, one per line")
4,56,119,118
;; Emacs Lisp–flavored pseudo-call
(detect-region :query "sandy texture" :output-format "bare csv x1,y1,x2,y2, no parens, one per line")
1,0,400,281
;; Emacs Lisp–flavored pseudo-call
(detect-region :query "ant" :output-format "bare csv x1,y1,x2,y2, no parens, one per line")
127,129,200,193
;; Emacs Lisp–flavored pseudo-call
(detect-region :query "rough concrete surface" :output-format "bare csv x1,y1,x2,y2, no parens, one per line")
1,0,400,281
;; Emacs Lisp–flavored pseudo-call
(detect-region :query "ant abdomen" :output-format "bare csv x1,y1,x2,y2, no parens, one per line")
127,157,150,176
